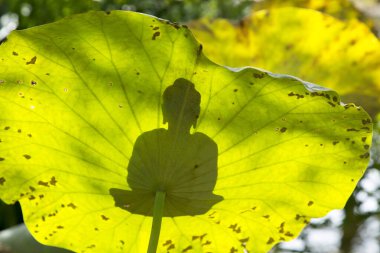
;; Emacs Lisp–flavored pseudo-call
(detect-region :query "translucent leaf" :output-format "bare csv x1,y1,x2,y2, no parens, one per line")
189,7,380,117
0,10,372,253
252,0,363,21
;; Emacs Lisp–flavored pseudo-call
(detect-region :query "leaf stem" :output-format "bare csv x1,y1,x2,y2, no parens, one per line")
147,191,166,253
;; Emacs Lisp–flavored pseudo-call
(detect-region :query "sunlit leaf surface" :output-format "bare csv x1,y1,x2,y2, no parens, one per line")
253,0,363,20
189,7,380,117
0,11,372,253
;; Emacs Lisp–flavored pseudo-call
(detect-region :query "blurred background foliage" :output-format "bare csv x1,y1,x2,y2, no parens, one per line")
1,0,378,30
0,1,379,253
189,7,380,118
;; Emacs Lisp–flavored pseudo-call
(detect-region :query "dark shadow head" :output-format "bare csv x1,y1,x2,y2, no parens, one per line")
162,78,201,129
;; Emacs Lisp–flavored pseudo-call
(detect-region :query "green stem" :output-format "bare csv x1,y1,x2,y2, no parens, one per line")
147,191,166,253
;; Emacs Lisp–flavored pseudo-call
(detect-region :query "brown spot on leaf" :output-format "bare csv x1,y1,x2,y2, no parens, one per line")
285,231,294,237
362,119,371,125
280,127,287,133
38,181,49,187
23,154,31,159
48,212,56,217
327,101,336,107
182,246,192,252
192,233,207,241
285,44,294,50
101,214,109,221
208,211,216,218
230,247,238,253
307,201,314,206
152,31,160,40
202,240,211,246
57,225,64,229
4,126,10,130
229,224,241,233
67,203,77,209
0,177,5,185
197,44,203,56
278,222,285,233
266,237,274,244
50,176,57,186
26,56,37,65
253,73,265,79
360,152,369,159
240,237,249,244
288,92,304,99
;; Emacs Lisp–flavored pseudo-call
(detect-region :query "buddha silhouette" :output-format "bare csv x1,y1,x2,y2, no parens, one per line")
110,78,222,216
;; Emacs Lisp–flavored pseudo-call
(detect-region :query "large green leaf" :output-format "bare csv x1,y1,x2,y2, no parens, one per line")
0,10,372,253
189,7,380,117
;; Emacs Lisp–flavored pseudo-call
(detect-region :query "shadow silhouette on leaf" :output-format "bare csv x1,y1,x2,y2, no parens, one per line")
110,78,223,217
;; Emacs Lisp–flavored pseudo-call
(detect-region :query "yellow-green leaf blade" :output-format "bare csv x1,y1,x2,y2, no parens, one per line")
0,10,373,253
